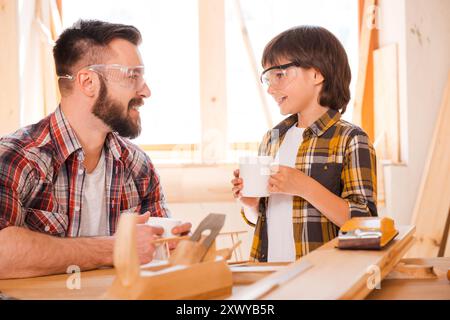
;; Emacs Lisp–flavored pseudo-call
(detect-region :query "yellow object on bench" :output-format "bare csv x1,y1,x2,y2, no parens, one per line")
338,217,399,249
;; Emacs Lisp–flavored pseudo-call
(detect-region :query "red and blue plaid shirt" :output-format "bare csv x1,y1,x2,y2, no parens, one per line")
0,106,170,237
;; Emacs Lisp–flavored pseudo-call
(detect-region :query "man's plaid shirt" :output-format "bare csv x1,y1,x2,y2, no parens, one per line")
242,109,377,261
0,107,170,237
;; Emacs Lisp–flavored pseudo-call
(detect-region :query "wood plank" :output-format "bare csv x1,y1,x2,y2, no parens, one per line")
353,0,378,141
374,44,400,163
232,0,272,128
373,43,401,207
407,72,450,258
198,0,227,164
256,225,415,300
0,0,20,136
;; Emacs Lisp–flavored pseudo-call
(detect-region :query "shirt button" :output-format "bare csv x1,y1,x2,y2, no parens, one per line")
75,206,80,212
44,225,50,232
78,169,84,175
324,165,328,170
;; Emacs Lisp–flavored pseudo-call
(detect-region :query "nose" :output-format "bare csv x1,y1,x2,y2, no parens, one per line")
138,82,151,99
266,83,275,95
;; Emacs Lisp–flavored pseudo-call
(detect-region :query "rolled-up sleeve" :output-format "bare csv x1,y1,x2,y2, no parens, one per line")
341,131,378,218
0,145,33,230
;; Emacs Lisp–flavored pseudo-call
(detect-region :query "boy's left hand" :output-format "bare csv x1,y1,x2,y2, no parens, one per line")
268,165,309,197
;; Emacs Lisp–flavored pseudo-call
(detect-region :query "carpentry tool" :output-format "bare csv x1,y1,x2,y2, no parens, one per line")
151,235,190,245
338,217,399,250
169,213,226,265
106,213,233,299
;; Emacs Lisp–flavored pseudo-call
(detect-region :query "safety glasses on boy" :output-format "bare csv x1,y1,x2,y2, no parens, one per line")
260,62,300,89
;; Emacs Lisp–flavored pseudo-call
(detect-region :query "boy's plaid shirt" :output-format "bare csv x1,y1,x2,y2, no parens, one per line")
242,109,377,261
0,107,170,237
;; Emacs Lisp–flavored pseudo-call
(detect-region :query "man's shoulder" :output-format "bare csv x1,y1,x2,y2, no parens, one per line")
0,116,53,164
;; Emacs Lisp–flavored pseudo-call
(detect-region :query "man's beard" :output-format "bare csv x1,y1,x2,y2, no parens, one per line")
92,78,143,139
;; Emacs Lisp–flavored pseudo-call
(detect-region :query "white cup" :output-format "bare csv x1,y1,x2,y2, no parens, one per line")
147,217,182,260
239,156,273,197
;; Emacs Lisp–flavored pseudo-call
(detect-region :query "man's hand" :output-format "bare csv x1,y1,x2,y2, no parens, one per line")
168,222,192,250
135,212,164,264
137,212,192,252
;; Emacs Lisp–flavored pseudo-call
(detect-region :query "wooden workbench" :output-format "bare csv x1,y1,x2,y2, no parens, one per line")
0,225,448,300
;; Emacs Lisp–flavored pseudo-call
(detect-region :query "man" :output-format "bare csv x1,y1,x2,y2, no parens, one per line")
0,20,191,279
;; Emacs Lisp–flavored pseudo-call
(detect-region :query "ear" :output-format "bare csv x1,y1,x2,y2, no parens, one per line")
76,70,99,98
312,69,325,86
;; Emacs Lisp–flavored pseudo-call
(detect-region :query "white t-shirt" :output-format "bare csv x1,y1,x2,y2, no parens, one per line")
79,151,108,237
267,125,305,262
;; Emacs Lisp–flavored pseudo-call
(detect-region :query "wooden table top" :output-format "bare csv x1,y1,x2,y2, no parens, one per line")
1,225,448,300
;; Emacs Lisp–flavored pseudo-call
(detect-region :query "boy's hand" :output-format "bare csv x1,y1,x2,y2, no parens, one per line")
268,165,310,196
231,169,260,208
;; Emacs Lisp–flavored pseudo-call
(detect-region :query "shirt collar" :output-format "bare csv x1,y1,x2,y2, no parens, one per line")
49,106,123,165
49,106,83,165
272,108,341,140
104,131,124,161
305,108,341,138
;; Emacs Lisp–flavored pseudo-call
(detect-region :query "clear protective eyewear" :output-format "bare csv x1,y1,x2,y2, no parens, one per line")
58,64,146,90
260,62,300,90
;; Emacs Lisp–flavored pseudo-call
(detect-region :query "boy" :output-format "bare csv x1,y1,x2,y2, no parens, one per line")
231,26,377,262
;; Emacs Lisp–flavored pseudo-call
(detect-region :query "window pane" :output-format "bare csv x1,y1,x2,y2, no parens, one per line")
226,0,358,144
62,0,201,145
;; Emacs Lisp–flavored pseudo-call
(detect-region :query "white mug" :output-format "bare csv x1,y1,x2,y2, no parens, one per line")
147,217,182,260
239,156,273,197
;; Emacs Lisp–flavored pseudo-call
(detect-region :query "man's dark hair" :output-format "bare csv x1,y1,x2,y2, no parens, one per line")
53,19,142,93
262,25,351,114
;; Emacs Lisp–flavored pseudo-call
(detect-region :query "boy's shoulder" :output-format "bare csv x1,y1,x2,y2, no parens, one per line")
333,118,370,140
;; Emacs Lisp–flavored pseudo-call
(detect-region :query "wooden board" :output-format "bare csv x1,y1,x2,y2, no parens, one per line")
0,0,20,136
373,43,400,207
232,0,272,128
198,0,227,163
353,0,378,141
254,225,415,300
407,72,450,258
374,44,400,163
230,262,290,285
